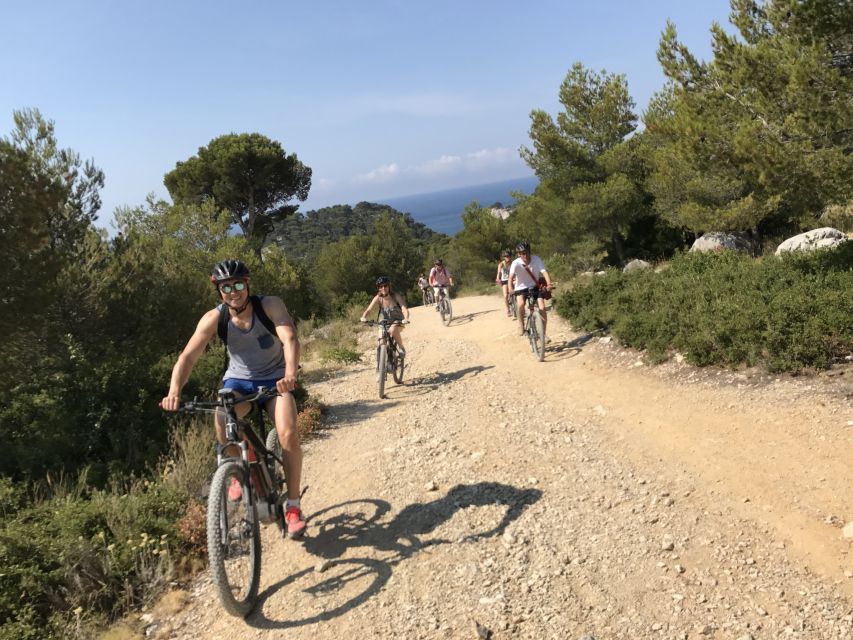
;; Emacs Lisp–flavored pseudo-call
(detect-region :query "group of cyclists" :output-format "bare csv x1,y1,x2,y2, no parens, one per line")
161,241,551,542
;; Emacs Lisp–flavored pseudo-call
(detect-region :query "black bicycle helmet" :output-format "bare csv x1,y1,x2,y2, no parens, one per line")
515,241,531,253
375,275,391,287
501,249,511,258
210,259,250,284
433,258,444,266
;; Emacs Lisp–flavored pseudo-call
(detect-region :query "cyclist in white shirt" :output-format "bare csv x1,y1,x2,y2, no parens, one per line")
428,259,454,311
508,241,552,337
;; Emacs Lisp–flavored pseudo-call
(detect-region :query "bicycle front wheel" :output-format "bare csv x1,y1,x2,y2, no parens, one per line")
530,312,545,361
440,298,453,326
377,344,388,398
207,461,261,617
392,349,405,384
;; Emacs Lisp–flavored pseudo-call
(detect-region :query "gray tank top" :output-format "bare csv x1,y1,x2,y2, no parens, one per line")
222,306,285,381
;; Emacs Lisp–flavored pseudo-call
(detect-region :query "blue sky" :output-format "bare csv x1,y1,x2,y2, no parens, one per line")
1,1,733,230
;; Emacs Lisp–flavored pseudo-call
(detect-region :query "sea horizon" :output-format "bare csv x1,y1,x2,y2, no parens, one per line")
301,175,539,236
377,175,538,235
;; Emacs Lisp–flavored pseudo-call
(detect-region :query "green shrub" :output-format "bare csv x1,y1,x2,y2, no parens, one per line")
557,244,853,372
0,476,195,639
320,347,362,364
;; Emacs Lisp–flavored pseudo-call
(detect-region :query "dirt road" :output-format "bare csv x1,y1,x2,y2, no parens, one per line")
143,294,853,639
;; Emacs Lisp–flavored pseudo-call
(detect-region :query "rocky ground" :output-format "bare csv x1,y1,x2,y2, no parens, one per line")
133,294,853,640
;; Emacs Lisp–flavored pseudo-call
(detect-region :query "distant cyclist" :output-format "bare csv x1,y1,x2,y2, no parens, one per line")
428,259,455,310
160,259,306,539
360,276,410,356
416,272,430,305
495,249,513,318
508,242,552,337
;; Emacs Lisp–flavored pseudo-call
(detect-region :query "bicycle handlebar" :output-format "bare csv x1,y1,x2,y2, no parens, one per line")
172,386,280,413
360,319,409,326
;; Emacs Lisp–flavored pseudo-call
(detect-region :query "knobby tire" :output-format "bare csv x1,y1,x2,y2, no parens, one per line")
392,348,405,384
207,461,261,617
532,311,546,361
377,344,388,398
440,298,453,326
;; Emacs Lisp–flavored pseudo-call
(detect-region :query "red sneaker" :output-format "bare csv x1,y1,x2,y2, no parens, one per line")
285,506,306,539
227,477,242,502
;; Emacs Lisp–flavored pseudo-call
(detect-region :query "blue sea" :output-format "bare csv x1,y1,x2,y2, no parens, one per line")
378,175,538,235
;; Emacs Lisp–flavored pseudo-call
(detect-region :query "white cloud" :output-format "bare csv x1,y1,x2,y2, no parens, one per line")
354,147,520,185
353,162,400,184
314,177,336,190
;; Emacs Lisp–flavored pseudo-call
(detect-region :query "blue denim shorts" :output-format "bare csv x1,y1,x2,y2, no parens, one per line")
222,378,279,408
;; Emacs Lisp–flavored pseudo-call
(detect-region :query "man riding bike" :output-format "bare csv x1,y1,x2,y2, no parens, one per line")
160,259,306,539
508,242,553,337
428,259,454,311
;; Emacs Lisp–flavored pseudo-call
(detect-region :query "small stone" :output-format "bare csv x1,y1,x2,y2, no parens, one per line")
315,559,333,573
662,537,675,551
425,480,438,492
842,522,853,539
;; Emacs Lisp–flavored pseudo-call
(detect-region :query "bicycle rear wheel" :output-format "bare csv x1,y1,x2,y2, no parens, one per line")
207,461,261,617
377,344,388,398
440,298,453,326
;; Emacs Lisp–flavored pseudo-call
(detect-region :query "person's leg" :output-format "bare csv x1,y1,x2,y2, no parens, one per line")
268,394,301,501
538,297,548,334
516,292,527,335
502,283,510,315
214,382,253,457
390,324,405,353
433,287,441,309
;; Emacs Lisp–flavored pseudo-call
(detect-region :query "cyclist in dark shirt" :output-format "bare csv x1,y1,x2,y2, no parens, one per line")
160,259,306,539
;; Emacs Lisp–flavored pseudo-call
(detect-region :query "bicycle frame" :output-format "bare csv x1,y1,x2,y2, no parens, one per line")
182,388,285,521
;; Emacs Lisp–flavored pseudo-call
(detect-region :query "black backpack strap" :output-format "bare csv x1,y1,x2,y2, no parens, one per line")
217,303,230,346
250,295,278,337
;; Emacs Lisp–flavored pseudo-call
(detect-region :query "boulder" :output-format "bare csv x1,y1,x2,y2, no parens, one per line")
689,232,751,253
774,227,847,256
622,259,651,273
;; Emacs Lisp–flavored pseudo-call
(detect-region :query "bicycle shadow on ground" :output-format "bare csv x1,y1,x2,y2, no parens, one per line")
249,481,542,630
444,308,496,326
408,365,494,390
545,330,604,361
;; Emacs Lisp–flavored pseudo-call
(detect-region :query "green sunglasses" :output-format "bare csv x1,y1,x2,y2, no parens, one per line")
219,281,247,294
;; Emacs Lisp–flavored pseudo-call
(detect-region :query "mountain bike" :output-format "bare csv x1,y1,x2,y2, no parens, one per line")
520,288,546,362
361,318,408,398
436,285,452,326
176,387,288,617
421,287,435,306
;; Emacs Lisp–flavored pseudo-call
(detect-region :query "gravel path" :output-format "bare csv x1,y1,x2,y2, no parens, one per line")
141,294,853,640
